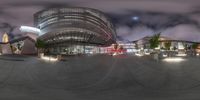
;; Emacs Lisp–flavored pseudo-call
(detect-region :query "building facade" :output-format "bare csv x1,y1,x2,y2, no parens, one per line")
133,36,200,56
0,26,39,55
34,7,116,55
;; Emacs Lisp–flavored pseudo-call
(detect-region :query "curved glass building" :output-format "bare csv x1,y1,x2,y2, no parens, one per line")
34,7,116,55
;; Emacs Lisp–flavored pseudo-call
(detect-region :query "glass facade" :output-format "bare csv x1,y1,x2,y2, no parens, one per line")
34,7,116,55
48,45,104,55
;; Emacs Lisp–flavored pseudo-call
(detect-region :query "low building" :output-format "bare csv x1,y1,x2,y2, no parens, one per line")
133,36,200,56
0,43,12,54
9,36,37,55
0,26,39,55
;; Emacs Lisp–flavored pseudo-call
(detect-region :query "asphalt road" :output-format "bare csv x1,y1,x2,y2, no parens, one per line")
0,54,200,100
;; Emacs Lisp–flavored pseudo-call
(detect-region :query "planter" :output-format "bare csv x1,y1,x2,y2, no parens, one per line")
57,55,62,61
38,53,44,58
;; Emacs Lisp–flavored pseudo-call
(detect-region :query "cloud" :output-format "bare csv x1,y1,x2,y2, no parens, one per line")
110,10,200,42
0,22,15,33
0,0,199,42
127,26,154,41
0,22,16,41
6,1,73,9
116,26,132,37
162,24,200,42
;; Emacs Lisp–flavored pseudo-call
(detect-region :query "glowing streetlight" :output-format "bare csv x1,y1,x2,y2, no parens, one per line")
41,56,58,62
163,57,185,62
132,16,139,21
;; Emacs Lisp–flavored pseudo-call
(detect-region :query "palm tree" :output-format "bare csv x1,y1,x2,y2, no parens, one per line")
149,33,161,50
149,33,161,61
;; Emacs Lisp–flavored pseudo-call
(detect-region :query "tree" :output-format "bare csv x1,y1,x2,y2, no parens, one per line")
149,33,161,49
184,44,188,51
192,43,198,56
113,44,118,50
164,42,171,57
173,46,177,51
135,43,139,49
164,42,171,50
161,46,164,50
35,39,46,48
35,39,46,53
9,44,14,54
192,43,198,49
17,43,22,51
0,45,2,54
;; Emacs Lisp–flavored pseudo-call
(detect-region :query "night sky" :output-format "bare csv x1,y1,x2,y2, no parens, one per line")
0,0,200,42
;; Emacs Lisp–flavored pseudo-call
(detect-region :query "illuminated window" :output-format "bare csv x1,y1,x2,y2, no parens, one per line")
2,33,9,43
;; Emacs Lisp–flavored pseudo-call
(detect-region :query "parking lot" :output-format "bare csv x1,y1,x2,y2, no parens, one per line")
0,54,200,100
